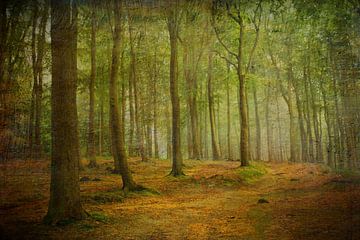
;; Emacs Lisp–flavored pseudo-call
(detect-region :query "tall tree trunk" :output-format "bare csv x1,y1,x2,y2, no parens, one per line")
237,20,250,166
88,0,97,168
226,62,232,160
276,97,284,162
127,19,135,156
265,84,273,162
207,53,221,160
45,0,85,224
252,85,261,161
320,80,334,167
34,1,48,159
29,3,38,157
153,51,159,159
98,77,104,156
109,0,139,191
304,66,314,162
294,78,307,163
167,3,183,176
166,102,172,160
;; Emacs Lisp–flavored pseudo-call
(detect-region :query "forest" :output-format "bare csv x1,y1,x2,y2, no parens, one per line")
0,0,359,239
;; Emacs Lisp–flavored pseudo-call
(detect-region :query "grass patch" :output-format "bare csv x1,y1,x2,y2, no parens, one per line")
238,163,267,183
90,212,110,223
82,189,124,204
79,223,95,231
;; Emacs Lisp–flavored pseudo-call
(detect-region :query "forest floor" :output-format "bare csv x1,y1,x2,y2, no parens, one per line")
1,157,360,240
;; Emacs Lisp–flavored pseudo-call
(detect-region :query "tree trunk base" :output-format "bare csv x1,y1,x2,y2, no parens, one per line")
43,207,88,226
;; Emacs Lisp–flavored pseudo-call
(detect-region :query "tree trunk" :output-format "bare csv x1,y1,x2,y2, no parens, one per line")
226,63,232,160
207,53,221,160
88,0,97,168
265,84,273,162
167,4,183,176
166,102,172,160
252,85,261,161
237,21,250,166
294,77,307,163
45,0,85,224
153,51,159,159
127,18,135,156
109,0,139,191
34,2,48,159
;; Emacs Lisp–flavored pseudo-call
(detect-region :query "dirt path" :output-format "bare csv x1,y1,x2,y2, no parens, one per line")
1,159,360,239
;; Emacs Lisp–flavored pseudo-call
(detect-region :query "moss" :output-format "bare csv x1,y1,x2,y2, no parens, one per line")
238,163,267,183
90,212,110,223
79,223,95,231
82,189,124,204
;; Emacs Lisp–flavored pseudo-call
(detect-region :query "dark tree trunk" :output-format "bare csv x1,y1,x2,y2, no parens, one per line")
88,0,97,168
45,0,85,224
167,3,183,176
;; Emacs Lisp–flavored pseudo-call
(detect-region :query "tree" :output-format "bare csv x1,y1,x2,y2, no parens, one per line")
109,0,140,191
212,0,262,166
207,51,221,160
45,0,86,224
167,1,183,176
88,0,97,168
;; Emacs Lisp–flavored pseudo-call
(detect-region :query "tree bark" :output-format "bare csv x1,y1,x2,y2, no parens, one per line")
45,0,85,224
109,0,139,191
88,0,97,168
207,52,221,160
167,3,183,176
252,84,261,161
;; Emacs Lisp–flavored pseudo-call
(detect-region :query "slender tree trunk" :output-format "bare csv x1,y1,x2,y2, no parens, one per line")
166,102,172,160
304,66,314,162
34,2,48,159
226,63,232,160
109,0,139,191
294,78,307,163
276,97,284,162
320,80,334,167
207,53,221,160
45,0,85,224
252,85,261,161
265,84,273,162
88,0,97,168
153,78,159,159
29,3,38,158
168,3,183,176
98,77,104,156
127,19,135,156
237,20,250,166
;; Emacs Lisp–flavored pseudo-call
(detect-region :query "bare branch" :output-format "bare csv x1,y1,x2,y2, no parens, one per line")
211,16,238,60
214,49,237,69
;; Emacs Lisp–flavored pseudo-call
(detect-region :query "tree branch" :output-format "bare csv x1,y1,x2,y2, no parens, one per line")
214,49,236,69
211,16,239,61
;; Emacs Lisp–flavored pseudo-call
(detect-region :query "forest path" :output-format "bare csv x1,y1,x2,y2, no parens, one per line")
1,159,360,239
